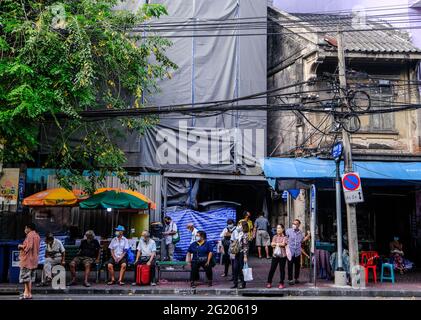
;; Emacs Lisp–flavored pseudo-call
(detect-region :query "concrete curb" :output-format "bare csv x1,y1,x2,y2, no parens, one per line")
1,285,421,298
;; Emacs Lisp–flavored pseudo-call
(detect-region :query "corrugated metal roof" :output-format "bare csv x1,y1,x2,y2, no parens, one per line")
284,12,421,53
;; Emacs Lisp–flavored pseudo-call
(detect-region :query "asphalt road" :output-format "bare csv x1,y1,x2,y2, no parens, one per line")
1,294,420,300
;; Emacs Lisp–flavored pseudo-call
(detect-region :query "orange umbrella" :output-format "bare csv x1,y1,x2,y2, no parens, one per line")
95,187,156,210
23,188,88,207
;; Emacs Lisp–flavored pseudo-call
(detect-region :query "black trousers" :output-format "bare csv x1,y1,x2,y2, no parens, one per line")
267,257,287,284
133,258,156,283
222,244,234,276
232,252,245,285
190,261,213,282
288,255,301,281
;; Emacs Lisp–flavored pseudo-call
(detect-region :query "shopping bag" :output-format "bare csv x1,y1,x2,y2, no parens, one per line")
242,263,253,282
285,244,292,261
273,246,282,258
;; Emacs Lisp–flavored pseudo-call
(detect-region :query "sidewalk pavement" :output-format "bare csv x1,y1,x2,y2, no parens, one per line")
1,257,421,298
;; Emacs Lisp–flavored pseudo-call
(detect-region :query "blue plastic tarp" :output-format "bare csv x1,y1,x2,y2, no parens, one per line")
166,207,236,261
261,158,421,183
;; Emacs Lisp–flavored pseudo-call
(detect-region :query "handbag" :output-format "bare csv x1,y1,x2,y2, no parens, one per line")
242,263,253,282
229,239,240,255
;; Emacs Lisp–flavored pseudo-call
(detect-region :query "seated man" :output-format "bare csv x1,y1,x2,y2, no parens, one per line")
132,230,157,286
107,225,130,285
69,230,101,287
38,232,65,286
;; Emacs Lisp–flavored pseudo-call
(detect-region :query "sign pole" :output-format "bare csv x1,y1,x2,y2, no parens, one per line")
337,29,362,289
310,184,317,287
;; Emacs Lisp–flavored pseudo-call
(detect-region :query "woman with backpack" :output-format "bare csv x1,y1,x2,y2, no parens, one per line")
220,219,236,279
266,224,288,289
230,221,250,289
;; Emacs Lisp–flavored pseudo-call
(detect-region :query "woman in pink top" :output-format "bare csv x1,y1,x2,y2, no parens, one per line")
266,224,288,289
18,223,40,300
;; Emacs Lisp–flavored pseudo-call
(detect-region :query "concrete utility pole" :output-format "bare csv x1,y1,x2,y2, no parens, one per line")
337,29,362,289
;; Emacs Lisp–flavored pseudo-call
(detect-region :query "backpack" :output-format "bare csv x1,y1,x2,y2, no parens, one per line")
126,248,135,264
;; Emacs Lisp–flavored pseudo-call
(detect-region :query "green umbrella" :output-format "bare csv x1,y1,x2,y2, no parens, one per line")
79,190,149,210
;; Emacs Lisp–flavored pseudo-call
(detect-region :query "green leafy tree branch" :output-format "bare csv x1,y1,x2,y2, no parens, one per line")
0,0,177,194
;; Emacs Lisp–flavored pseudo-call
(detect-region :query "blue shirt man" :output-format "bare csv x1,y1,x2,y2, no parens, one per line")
285,219,311,285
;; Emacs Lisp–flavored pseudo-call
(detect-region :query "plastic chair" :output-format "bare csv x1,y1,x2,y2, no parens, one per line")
360,251,379,284
380,263,395,283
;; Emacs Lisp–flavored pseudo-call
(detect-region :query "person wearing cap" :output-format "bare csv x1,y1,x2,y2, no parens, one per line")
69,230,101,287
187,223,198,244
38,232,65,287
107,225,130,285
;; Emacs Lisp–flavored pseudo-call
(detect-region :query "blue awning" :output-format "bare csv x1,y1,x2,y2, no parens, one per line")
261,157,421,184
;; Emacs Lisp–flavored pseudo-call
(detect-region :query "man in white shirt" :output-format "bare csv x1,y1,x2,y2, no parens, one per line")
162,216,178,261
132,230,157,286
187,223,198,244
107,225,130,285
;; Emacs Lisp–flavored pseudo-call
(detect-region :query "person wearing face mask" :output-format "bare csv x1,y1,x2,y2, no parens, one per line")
18,223,40,300
187,223,199,244
132,230,157,286
162,216,178,261
285,219,311,285
230,221,250,289
219,219,236,278
106,225,130,285
186,231,214,288
69,230,101,287
266,224,288,289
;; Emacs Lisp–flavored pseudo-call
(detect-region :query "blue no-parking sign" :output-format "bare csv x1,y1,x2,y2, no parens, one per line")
341,172,364,204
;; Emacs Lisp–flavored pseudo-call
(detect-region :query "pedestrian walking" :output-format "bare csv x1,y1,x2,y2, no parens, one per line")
18,223,41,300
186,231,214,288
219,219,236,278
285,219,311,285
253,212,271,259
266,224,288,289
231,221,250,289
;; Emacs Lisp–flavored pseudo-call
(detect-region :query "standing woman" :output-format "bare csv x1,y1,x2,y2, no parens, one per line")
231,221,250,289
266,224,288,289
220,219,236,278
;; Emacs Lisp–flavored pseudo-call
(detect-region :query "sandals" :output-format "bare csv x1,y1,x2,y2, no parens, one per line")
107,280,116,285
19,295,32,300
118,281,125,286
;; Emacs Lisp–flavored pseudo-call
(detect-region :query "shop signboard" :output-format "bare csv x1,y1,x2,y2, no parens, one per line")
341,172,364,204
0,168,20,205
11,250,20,267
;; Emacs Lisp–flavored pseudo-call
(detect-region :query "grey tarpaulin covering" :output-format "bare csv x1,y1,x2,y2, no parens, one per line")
122,0,267,174
39,1,267,175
